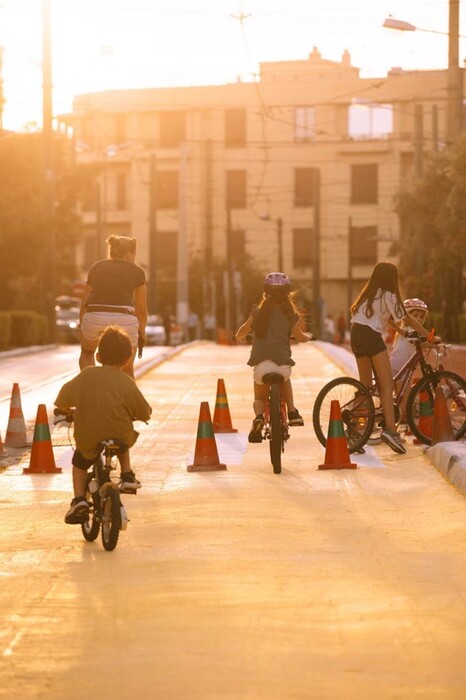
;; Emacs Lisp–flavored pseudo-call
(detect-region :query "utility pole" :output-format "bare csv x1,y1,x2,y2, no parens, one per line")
42,0,56,340
414,104,424,177
447,0,462,141
204,138,214,315
148,153,157,313
277,217,283,271
312,168,321,338
347,216,353,324
177,144,189,338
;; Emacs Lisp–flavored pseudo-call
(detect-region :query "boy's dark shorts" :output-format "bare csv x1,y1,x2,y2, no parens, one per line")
350,323,386,358
72,449,97,471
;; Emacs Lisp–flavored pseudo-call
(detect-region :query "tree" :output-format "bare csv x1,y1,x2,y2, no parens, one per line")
0,132,87,311
395,135,466,340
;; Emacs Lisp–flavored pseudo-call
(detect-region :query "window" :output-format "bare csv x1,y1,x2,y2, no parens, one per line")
227,229,245,268
159,111,186,148
294,107,316,142
226,170,247,209
225,109,246,147
350,226,377,265
156,171,179,209
351,164,378,204
348,102,393,139
116,172,127,210
293,228,313,268
294,168,316,207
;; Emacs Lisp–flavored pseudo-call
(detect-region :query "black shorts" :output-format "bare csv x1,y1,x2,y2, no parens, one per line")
350,323,386,358
72,449,97,471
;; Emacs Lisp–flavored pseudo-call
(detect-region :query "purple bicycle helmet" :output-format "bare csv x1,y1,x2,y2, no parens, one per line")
263,272,291,286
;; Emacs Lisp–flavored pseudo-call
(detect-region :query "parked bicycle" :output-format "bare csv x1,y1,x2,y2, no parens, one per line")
54,410,135,551
313,332,466,453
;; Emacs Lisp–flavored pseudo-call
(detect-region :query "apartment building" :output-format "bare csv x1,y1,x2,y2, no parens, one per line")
64,47,459,329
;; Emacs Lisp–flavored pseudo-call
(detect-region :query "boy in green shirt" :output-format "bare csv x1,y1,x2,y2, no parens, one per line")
55,326,152,524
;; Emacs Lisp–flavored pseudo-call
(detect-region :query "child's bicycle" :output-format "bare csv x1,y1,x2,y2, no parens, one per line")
261,372,290,474
54,410,133,552
312,332,466,453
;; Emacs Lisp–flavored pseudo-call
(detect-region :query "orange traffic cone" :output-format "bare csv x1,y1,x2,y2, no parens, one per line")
23,404,62,474
213,379,238,433
413,389,433,444
431,386,455,445
5,383,29,447
188,401,227,472
0,430,7,456
318,400,357,470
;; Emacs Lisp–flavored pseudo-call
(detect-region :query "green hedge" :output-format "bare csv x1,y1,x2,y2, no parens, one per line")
0,311,49,349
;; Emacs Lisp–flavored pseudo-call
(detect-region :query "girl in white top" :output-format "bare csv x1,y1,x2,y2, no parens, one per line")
350,262,439,454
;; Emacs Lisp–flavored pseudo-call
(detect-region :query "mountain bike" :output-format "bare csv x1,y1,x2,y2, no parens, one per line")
54,411,133,552
313,332,466,452
261,372,290,474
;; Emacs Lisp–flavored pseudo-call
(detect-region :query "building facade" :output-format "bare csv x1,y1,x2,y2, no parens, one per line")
64,47,461,331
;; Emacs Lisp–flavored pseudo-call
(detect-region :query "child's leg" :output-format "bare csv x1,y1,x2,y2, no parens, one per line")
253,382,268,417
355,355,373,388
72,466,89,499
117,450,131,474
371,350,397,432
282,379,295,412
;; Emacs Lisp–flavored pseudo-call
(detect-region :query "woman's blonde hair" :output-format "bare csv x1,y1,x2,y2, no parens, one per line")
106,235,136,260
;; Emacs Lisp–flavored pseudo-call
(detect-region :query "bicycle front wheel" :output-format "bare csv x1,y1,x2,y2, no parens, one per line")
101,486,122,551
269,383,282,474
406,370,466,445
313,377,375,453
81,473,100,542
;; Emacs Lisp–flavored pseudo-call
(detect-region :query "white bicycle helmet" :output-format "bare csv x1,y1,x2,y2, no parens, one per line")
263,272,291,286
404,298,428,312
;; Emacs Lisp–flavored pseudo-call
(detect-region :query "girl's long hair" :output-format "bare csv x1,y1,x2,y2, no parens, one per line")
254,286,305,338
350,261,405,319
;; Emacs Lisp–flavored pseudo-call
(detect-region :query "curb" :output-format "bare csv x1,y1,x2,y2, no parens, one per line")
315,340,466,497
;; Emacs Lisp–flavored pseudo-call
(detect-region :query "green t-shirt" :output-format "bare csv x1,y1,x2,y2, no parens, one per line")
55,366,152,459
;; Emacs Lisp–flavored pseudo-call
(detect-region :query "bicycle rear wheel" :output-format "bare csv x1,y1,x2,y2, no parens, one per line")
406,370,466,445
269,383,282,474
313,377,375,453
101,486,122,551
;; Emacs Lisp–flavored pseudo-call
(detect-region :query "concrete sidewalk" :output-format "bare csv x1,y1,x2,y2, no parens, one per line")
317,341,466,499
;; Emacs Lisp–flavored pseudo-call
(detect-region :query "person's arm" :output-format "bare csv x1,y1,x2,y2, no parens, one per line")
134,284,148,342
402,314,441,342
291,321,314,343
235,315,254,341
79,283,92,324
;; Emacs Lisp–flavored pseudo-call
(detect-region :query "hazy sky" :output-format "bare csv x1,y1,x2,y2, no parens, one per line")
0,0,463,131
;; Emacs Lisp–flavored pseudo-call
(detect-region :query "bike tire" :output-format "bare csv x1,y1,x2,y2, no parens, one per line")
312,377,375,453
101,486,122,551
406,370,466,445
269,383,282,474
81,474,100,542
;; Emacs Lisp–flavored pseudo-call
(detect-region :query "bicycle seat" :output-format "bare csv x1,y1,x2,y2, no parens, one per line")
98,439,128,454
262,372,284,384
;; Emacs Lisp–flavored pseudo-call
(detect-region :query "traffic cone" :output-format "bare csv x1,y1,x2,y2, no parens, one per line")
431,386,455,445
23,404,62,474
318,400,357,470
5,383,29,447
0,430,7,456
413,389,433,444
188,401,227,472
213,378,238,433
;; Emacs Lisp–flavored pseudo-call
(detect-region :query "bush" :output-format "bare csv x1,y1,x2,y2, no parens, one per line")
0,312,11,351
9,311,49,347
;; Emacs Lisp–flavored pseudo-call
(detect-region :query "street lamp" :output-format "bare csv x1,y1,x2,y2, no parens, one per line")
383,1,463,142
258,213,284,271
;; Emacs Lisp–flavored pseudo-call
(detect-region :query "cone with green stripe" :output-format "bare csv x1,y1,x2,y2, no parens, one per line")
318,400,357,470
413,389,433,444
188,401,227,472
213,378,238,433
23,404,61,474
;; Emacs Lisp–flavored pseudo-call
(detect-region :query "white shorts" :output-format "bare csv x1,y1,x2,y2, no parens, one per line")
81,312,139,348
253,360,292,385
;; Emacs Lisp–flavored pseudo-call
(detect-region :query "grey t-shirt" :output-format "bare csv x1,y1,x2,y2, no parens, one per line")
86,259,145,307
247,305,298,367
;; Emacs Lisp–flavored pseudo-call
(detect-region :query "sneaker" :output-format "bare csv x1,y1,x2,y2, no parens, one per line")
381,429,407,454
288,408,304,426
64,497,89,524
248,414,264,443
120,470,142,493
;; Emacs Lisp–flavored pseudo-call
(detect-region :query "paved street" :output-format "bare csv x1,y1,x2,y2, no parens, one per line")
1,342,466,699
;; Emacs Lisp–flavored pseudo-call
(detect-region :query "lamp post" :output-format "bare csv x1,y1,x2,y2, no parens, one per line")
383,1,463,142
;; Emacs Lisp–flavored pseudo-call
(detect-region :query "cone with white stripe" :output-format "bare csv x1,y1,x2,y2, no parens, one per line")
5,383,29,447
